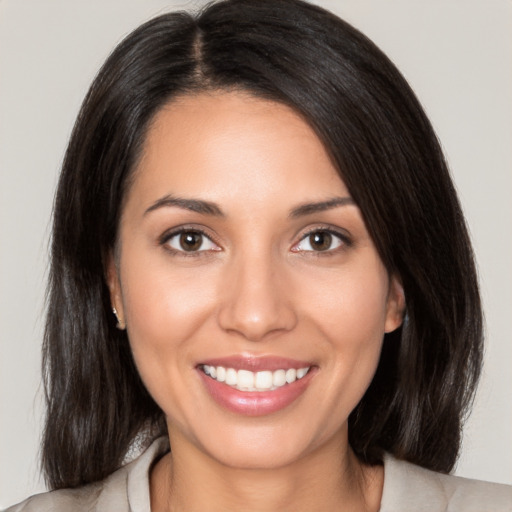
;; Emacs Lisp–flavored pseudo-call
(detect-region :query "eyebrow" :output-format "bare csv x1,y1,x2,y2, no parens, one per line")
289,197,355,218
144,194,225,217
144,194,355,218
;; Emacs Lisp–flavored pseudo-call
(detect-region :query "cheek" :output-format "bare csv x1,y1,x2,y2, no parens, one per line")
298,259,390,399
118,256,225,430
121,256,217,338
303,262,390,347
118,254,219,393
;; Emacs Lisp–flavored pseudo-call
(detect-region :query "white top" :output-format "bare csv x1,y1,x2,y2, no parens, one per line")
5,437,512,511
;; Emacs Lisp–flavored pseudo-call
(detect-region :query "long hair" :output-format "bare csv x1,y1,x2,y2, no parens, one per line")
42,0,483,489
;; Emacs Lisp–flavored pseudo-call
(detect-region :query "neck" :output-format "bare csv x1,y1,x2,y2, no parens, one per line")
150,430,383,512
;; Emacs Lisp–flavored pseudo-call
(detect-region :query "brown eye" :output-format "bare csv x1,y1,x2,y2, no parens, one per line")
293,229,345,253
308,231,332,251
180,231,203,251
165,230,218,253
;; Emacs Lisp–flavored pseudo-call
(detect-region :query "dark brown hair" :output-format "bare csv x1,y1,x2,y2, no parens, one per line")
42,0,483,489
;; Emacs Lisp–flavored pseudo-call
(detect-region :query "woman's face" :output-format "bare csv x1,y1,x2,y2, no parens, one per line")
109,92,404,469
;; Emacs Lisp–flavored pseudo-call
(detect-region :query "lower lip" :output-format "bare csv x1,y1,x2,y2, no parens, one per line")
198,369,315,416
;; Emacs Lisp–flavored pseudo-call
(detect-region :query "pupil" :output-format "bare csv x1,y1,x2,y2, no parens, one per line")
310,231,331,251
180,232,202,251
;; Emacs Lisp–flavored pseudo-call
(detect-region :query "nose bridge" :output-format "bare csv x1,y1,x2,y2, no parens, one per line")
217,246,296,341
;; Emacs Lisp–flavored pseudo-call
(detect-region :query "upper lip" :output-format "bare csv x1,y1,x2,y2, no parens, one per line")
198,354,314,372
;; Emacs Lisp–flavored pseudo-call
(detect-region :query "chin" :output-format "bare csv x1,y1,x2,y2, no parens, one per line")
190,419,334,471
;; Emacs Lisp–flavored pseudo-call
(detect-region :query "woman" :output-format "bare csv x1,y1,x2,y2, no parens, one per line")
5,0,511,510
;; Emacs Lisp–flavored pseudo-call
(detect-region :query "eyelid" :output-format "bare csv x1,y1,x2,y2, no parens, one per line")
158,224,351,255
291,226,352,253
159,225,221,253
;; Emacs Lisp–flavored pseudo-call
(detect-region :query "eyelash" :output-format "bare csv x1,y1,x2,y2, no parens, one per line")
159,226,220,257
292,227,352,256
159,226,352,257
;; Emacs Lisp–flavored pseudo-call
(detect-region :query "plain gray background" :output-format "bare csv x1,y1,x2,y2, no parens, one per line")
1,0,511,507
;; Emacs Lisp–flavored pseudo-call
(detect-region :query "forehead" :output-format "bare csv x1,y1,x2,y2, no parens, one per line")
127,91,348,213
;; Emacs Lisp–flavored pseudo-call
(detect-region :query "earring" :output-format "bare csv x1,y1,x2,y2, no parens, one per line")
112,307,126,330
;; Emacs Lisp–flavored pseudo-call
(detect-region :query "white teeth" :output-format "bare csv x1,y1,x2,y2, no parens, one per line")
202,365,310,391
296,367,308,379
285,368,296,383
255,371,273,389
237,369,254,389
216,366,226,382
225,368,237,386
273,369,286,387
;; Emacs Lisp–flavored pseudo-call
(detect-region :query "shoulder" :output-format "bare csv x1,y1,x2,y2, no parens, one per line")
3,483,103,512
380,454,512,512
3,437,169,512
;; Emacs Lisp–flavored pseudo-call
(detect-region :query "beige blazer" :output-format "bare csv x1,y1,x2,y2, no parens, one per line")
5,437,511,511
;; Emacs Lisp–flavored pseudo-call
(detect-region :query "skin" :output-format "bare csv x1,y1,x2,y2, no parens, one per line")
108,91,405,511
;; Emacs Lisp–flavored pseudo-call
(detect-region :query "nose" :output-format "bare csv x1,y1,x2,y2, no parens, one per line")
216,252,297,342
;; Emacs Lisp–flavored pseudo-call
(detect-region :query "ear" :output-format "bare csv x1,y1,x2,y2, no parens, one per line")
106,251,126,330
384,275,406,333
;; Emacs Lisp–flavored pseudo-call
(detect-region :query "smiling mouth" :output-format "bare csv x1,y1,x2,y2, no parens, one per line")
201,365,311,392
